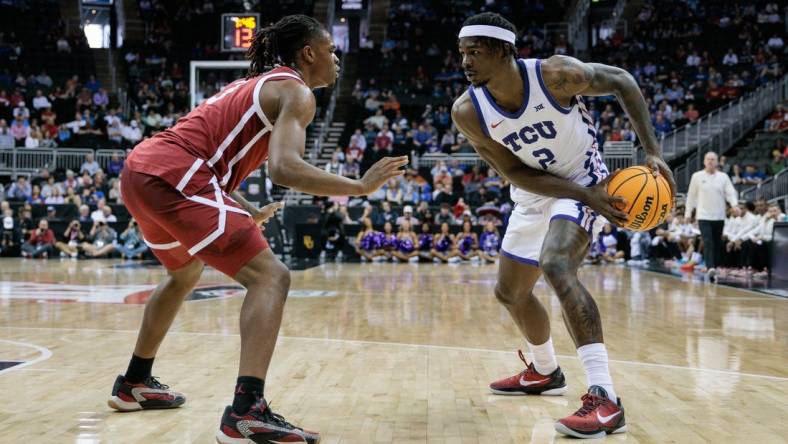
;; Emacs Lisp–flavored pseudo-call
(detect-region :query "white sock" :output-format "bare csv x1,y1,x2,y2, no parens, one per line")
577,343,617,401
526,337,558,375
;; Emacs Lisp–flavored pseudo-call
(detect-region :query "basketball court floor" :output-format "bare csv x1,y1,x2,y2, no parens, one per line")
1,258,786,443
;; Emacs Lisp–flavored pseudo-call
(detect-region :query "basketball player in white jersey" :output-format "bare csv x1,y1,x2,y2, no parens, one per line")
451,13,675,439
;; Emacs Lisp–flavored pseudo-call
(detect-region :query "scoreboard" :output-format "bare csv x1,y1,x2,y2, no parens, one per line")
221,13,259,52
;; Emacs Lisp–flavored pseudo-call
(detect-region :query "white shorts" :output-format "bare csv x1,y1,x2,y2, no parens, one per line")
500,198,605,267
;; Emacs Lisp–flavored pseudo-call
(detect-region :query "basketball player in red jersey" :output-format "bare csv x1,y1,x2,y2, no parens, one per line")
107,15,407,443
451,13,675,439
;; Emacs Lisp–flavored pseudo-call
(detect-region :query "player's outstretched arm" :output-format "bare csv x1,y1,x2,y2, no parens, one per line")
540,55,676,195
266,80,407,196
451,94,628,226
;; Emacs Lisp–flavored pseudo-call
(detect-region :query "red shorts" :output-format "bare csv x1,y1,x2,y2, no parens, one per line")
121,168,268,276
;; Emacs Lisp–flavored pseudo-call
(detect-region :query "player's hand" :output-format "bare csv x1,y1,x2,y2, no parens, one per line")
252,201,284,227
645,154,676,198
358,156,409,194
584,174,629,227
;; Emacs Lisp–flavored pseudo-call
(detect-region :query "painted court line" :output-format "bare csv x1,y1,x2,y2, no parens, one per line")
0,339,53,376
2,326,787,382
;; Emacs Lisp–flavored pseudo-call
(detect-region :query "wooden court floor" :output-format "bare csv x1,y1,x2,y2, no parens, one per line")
0,258,786,443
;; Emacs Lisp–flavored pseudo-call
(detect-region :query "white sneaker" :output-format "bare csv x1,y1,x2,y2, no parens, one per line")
432,257,441,263
408,256,420,263
448,256,461,264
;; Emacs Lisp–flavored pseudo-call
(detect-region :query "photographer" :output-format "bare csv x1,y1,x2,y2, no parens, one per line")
21,219,55,258
80,220,117,258
115,219,149,259
55,219,86,258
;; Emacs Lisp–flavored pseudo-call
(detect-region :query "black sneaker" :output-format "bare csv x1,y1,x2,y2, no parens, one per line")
108,374,186,411
216,399,320,444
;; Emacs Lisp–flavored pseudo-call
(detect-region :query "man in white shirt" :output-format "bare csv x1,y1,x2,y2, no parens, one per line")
685,151,738,277
395,205,419,227
32,90,52,110
725,202,759,265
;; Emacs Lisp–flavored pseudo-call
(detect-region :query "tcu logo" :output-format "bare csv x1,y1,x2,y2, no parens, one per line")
500,120,557,152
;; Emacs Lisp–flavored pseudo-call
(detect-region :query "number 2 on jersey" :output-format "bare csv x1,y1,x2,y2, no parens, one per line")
532,148,556,170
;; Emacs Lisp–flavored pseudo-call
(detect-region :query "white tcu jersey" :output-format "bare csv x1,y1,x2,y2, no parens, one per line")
468,58,609,206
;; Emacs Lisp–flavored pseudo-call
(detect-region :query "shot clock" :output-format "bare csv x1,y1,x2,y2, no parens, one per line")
221,13,259,52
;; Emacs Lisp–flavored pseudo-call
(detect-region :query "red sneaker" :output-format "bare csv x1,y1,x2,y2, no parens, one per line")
489,350,567,396
555,385,626,439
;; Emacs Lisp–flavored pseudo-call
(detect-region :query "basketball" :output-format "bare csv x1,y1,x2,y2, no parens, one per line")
606,166,673,231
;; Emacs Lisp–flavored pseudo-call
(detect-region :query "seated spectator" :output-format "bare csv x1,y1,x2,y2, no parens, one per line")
1,208,19,256
767,150,785,176
55,219,85,258
395,205,419,227
116,219,148,259
741,164,766,184
597,223,625,263
0,119,14,148
451,133,474,153
374,124,394,152
27,185,44,204
343,158,360,179
385,178,403,204
45,188,65,204
415,201,433,225
432,183,453,205
741,204,781,272
725,202,759,267
102,205,117,222
10,116,28,146
6,176,32,201
325,152,344,176
684,103,699,123
91,199,110,222
434,203,456,225
121,120,143,144
32,90,51,111
730,164,744,184
349,128,367,154
77,204,92,229
365,109,388,130
392,221,419,263
108,153,124,177
765,104,786,132
21,219,55,258
81,220,117,258
80,153,100,176
374,201,398,226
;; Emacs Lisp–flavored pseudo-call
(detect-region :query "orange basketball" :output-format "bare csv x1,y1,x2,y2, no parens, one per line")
606,166,673,231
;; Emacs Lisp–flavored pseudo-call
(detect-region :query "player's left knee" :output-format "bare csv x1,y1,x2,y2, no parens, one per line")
540,254,575,290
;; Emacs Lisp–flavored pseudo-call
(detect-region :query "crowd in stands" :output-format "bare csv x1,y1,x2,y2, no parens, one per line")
0,152,145,259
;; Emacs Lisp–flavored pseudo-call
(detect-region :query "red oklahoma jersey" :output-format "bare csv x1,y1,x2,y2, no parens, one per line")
126,66,304,194
121,67,304,276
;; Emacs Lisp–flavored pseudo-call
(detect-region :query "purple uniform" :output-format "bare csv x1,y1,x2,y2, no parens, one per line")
480,231,500,254
418,233,433,251
434,234,452,252
458,234,475,255
398,236,415,253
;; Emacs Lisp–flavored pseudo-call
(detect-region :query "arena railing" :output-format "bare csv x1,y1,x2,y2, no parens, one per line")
655,75,788,192
0,148,126,177
740,170,788,208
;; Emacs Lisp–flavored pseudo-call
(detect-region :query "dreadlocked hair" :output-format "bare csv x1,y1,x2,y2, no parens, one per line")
462,12,518,59
247,14,325,77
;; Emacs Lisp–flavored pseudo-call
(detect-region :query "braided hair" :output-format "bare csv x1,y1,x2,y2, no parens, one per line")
247,14,326,77
461,12,518,59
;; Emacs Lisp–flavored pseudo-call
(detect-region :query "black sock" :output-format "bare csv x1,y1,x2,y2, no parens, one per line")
232,376,264,415
124,354,154,383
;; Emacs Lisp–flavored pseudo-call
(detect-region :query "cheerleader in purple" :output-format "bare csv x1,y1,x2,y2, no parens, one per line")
393,221,419,263
354,217,382,262
417,222,434,260
431,222,459,263
479,221,501,263
456,220,479,262
380,221,398,261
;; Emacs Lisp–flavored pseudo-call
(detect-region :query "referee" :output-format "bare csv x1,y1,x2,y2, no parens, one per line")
685,151,738,278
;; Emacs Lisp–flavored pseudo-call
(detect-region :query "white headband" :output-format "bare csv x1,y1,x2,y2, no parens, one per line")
458,25,516,45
